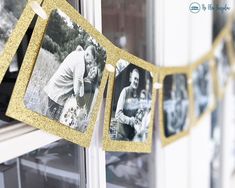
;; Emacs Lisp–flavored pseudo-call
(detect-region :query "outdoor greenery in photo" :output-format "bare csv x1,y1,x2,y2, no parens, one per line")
42,10,106,70
24,9,106,133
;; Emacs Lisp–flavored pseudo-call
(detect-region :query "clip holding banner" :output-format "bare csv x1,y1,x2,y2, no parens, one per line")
187,78,193,85
105,64,115,73
153,82,162,90
30,1,48,20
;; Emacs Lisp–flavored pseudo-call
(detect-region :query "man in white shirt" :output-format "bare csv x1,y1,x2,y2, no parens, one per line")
44,45,97,120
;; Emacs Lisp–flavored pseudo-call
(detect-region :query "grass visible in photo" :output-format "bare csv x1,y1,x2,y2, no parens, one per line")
24,49,60,115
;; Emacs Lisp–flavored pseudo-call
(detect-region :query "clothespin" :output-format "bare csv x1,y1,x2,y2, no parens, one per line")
187,78,193,85
105,64,115,73
153,82,162,90
30,1,48,20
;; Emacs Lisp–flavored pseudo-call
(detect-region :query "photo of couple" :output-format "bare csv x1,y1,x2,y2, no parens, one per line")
214,40,230,90
210,103,222,188
192,62,213,119
109,59,152,142
24,9,106,133
163,74,189,138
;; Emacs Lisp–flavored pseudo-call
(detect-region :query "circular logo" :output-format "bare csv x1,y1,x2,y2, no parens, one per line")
189,2,201,13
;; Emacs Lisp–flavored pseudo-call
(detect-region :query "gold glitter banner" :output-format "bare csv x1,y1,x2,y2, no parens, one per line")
1,0,235,152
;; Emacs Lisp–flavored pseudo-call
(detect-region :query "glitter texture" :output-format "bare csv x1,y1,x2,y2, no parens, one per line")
6,0,115,148
102,49,158,153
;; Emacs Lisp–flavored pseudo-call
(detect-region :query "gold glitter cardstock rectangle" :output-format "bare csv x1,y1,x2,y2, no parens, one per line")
6,0,118,147
212,27,234,99
159,66,191,146
102,49,158,153
189,52,216,127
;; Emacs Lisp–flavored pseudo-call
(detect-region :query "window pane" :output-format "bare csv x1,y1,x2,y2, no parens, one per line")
19,140,84,188
102,0,154,62
0,140,85,188
106,152,151,188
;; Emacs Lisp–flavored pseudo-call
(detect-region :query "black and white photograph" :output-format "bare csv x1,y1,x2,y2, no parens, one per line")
214,40,231,90
24,9,106,133
0,0,25,75
109,59,153,142
163,74,189,138
192,62,213,119
232,20,235,53
210,103,222,188
106,152,150,188
0,0,26,55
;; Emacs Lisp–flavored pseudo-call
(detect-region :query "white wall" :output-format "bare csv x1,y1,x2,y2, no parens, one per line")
155,1,191,188
189,1,213,188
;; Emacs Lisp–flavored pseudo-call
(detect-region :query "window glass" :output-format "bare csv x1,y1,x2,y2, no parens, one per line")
102,0,154,62
0,140,85,188
19,140,85,188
